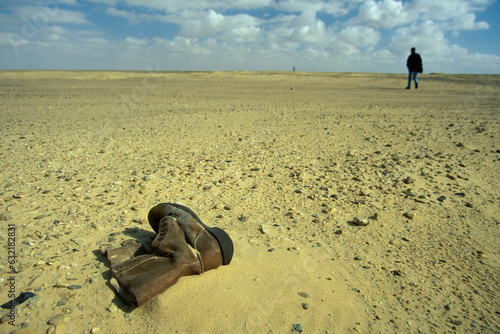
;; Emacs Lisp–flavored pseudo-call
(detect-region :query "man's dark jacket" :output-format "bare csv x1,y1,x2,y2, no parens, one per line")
407,53,423,73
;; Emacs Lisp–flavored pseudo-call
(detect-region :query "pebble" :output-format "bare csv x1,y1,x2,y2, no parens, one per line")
68,285,82,290
224,205,233,210
403,211,415,220
301,303,309,310
293,322,303,333
403,176,415,184
107,303,118,312
297,291,310,298
437,196,446,202
354,255,364,261
259,225,269,235
352,216,369,226
47,314,64,325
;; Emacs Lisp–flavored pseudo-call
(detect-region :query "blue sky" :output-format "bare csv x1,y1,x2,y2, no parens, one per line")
1,0,499,73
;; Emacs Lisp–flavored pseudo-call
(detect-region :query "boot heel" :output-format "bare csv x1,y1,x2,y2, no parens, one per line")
206,227,234,265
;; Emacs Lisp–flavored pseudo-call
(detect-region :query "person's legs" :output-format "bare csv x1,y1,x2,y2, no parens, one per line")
414,72,419,88
407,71,412,88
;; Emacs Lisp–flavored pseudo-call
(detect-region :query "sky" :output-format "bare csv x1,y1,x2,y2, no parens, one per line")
0,0,499,73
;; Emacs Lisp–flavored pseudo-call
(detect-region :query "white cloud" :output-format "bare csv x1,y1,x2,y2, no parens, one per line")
15,6,89,25
125,36,147,45
443,13,489,32
166,10,263,39
349,0,410,29
338,26,380,47
0,0,498,73
89,0,272,11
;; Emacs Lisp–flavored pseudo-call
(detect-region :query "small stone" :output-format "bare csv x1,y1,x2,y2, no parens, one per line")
353,216,369,226
403,176,415,184
71,237,86,246
107,303,118,312
47,314,64,325
334,229,342,235
223,205,232,210
293,322,303,333
54,323,66,333
131,205,140,211
143,175,154,181
57,301,66,307
68,285,82,290
354,255,364,261
301,303,309,310
90,328,100,334
465,202,473,208
1,314,12,323
259,225,269,235
297,291,310,298
450,320,462,326
294,189,304,194
444,304,451,310
437,196,446,202
403,211,415,220
445,173,456,181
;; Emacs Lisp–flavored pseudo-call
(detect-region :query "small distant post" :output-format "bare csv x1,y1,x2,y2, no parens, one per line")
293,66,295,72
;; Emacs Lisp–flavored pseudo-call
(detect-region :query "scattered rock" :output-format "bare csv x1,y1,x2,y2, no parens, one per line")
297,291,310,298
403,176,415,184
47,314,64,325
352,216,369,226
107,303,118,313
403,211,415,220
293,322,303,333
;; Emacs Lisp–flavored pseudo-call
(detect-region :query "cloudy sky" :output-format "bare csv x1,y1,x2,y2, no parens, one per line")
1,0,499,73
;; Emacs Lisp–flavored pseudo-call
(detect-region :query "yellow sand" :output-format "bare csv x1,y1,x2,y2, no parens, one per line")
0,71,499,333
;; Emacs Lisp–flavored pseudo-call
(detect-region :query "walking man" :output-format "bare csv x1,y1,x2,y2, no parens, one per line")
406,47,423,89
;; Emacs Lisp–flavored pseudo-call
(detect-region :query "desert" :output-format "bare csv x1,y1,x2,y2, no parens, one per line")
0,70,499,333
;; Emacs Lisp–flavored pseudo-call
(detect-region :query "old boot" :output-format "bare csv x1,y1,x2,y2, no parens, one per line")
107,203,233,306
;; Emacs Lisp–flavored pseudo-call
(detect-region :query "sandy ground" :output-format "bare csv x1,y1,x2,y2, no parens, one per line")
0,70,499,334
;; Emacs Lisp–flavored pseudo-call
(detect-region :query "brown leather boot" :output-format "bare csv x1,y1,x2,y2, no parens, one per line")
102,203,233,306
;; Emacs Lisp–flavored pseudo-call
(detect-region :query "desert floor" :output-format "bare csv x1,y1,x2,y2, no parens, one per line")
0,71,499,334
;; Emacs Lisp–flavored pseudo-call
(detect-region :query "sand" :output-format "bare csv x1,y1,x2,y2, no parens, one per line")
0,70,499,334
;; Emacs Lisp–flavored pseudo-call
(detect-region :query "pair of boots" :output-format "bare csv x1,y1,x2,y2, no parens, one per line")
100,203,234,306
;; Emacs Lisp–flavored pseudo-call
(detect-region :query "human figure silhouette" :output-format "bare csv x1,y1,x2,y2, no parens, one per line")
406,47,423,89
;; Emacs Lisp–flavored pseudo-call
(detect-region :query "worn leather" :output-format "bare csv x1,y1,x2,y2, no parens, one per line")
102,204,226,306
